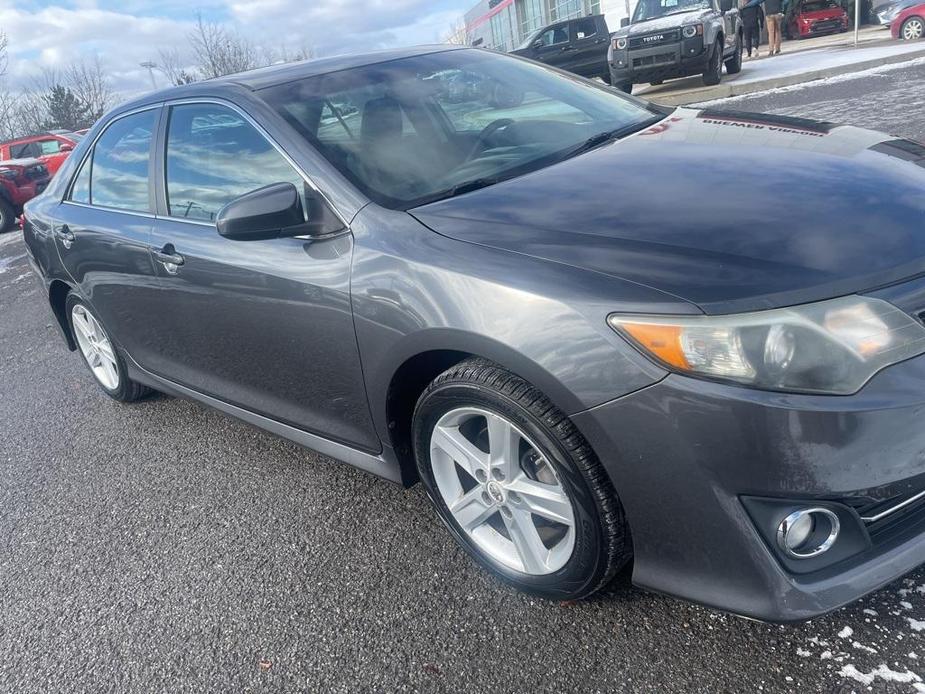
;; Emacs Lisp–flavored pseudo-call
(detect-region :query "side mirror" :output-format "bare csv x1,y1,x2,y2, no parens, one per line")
217,182,342,241
533,39,544,49
60,143,74,153
620,17,630,26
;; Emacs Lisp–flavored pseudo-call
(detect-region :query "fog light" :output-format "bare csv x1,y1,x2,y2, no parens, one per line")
776,508,840,559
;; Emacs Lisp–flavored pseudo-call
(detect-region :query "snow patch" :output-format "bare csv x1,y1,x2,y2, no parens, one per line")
907,617,925,632
902,601,914,610
838,663,923,687
796,648,811,657
838,626,853,639
863,609,878,617
852,641,877,654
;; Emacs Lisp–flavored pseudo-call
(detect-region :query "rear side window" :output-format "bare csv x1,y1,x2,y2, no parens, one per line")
39,139,61,155
572,18,597,40
83,109,157,211
164,103,305,222
70,155,91,204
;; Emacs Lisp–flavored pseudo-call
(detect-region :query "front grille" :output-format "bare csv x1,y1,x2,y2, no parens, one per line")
812,19,842,30
633,51,676,67
845,486,925,545
629,30,680,49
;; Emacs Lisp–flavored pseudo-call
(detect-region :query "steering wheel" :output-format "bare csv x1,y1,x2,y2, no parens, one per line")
465,118,515,162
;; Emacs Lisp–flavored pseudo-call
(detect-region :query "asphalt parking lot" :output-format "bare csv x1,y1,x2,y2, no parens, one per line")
2,74,925,691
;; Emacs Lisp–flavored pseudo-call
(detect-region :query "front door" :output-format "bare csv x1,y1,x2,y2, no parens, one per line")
532,22,574,69
143,101,378,451
53,107,163,365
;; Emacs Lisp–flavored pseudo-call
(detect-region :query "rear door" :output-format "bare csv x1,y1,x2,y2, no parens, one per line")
53,106,163,364
142,100,378,450
568,17,608,76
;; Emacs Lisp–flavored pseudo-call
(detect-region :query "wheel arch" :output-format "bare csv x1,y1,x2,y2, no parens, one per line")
380,332,591,487
48,278,77,351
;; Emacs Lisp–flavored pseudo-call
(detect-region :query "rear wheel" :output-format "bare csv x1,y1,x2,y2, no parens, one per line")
901,16,925,39
413,359,632,600
66,294,151,402
0,198,15,233
725,33,743,74
702,39,724,85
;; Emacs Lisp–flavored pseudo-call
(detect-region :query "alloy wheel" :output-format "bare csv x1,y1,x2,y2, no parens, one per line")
429,407,576,575
903,17,924,40
71,304,120,390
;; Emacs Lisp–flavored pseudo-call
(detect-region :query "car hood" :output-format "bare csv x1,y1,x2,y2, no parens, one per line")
616,10,714,36
411,108,925,315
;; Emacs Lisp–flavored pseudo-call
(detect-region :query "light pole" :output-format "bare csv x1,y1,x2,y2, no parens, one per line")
140,61,158,90
853,0,860,46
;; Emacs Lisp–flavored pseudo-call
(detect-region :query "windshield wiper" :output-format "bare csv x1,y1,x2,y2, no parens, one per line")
410,177,503,207
558,115,664,160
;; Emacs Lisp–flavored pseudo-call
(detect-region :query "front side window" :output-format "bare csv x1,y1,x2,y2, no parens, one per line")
262,49,661,209
537,23,570,46
10,141,39,159
39,139,61,155
164,103,305,222
88,109,157,211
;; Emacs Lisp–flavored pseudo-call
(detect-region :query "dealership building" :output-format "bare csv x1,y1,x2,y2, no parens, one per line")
463,0,634,52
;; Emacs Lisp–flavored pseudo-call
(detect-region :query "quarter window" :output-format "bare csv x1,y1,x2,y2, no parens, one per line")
69,154,92,204
86,109,157,211
164,103,306,222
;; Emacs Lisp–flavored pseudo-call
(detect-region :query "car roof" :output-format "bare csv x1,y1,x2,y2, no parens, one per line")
116,45,467,113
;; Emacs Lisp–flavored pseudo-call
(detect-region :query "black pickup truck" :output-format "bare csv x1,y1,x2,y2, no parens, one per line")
511,14,614,84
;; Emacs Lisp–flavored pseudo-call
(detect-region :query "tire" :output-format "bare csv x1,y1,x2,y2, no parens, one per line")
0,197,15,233
649,79,664,85
65,293,152,402
725,33,743,74
600,71,613,85
614,82,633,94
702,39,724,86
901,15,925,40
412,358,632,601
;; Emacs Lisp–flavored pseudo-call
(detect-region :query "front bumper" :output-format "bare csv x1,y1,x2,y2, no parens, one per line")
572,354,925,622
609,38,711,85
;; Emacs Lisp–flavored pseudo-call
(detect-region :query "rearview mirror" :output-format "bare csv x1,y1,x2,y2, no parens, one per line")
216,182,342,241
620,17,630,27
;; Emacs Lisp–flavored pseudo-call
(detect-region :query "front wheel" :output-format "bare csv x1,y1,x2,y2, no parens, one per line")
413,359,632,600
0,198,15,233
901,15,925,39
614,81,633,94
702,39,724,85
725,34,743,74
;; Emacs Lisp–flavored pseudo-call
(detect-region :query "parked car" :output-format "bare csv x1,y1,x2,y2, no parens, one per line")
23,47,925,622
511,14,614,83
784,0,849,37
0,133,80,176
874,0,922,24
0,158,50,232
608,0,743,92
890,0,925,36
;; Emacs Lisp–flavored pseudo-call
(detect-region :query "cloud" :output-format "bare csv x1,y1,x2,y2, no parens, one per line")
0,0,467,94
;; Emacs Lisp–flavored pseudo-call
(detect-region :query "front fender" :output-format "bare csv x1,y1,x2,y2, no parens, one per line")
349,205,674,443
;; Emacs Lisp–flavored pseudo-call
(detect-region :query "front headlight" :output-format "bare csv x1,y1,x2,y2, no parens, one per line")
682,24,702,38
613,37,628,50
608,296,925,395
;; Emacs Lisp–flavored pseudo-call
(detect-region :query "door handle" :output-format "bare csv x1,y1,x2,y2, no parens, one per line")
56,224,75,249
153,244,185,274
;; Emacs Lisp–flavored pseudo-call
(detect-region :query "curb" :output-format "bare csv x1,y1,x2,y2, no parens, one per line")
645,47,925,106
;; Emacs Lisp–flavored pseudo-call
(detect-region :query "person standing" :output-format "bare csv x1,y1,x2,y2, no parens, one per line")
764,0,784,55
740,0,765,58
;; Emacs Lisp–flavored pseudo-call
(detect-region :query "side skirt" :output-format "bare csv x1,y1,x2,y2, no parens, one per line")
125,356,405,485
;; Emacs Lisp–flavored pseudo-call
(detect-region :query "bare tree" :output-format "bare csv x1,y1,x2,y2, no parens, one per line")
189,13,258,78
444,17,469,46
65,56,112,122
0,30,8,79
157,47,198,86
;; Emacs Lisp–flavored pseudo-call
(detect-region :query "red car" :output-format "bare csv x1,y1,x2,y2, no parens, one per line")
786,0,849,37
0,158,51,232
891,1,925,37
0,133,79,176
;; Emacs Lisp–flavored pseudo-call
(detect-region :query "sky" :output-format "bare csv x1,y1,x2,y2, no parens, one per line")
0,0,470,93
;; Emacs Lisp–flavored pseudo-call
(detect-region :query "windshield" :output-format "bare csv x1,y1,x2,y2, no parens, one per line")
633,0,711,22
261,49,661,209
801,0,838,10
